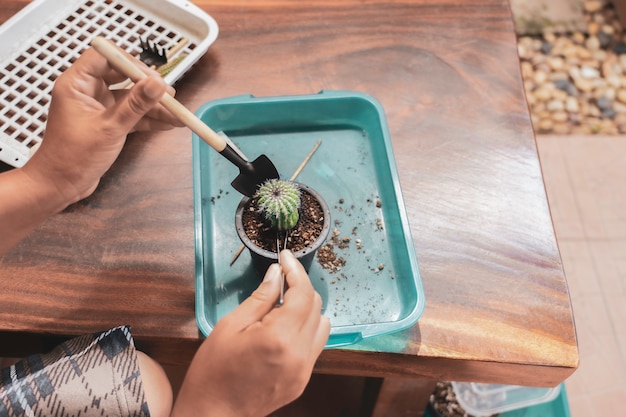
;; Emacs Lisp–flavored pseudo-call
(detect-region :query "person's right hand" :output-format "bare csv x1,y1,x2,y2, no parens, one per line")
171,250,330,417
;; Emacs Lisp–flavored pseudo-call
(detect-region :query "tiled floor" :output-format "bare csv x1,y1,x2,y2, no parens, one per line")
536,134,626,417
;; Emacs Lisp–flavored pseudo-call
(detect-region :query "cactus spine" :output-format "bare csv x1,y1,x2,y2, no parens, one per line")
255,179,301,231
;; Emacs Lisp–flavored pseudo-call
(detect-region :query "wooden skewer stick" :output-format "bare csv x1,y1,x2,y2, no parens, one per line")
229,139,322,266
289,139,322,181
229,242,246,266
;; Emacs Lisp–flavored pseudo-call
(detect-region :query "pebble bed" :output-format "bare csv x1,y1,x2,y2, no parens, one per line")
429,382,477,417
518,0,626,134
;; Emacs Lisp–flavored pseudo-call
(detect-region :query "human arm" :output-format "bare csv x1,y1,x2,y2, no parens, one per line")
0,47,182,256
170,250,331,417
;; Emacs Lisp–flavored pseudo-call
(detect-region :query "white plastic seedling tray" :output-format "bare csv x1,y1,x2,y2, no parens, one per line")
0,0,218,168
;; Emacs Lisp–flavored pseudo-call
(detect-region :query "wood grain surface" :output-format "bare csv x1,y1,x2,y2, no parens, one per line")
0,0,578,389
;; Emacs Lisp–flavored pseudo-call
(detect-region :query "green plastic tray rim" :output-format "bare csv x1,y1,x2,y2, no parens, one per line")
192,90,425,348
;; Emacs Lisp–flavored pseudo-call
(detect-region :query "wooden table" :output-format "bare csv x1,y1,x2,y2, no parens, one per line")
0,1,578,415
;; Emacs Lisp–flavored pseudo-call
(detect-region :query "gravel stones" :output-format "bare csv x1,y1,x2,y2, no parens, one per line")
519,0,626,134
429,382,493,417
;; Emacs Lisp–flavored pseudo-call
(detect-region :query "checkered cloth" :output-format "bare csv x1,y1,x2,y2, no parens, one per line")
0,326,150,417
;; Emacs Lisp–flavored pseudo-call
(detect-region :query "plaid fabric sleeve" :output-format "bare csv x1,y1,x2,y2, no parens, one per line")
0,326,150,417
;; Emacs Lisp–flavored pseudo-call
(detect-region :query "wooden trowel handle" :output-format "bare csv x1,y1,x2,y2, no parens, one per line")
91,36,227,153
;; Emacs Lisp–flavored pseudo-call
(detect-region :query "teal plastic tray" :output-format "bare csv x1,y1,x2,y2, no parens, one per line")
426,384,571,417
192,90,425,348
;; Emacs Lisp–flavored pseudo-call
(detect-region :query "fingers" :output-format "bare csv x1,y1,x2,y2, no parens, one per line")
133,118,183,132
278,251,330,344
129,103,185,131
109,88,185,131
221,263,282,331
71,45,184,133
222,251,329,353
280,249,311,289
80,44,175,95
139,102,185,129
108,75,168,132
280,250,330,361
280,250,321,311
84,43,159,85
68,47,122,83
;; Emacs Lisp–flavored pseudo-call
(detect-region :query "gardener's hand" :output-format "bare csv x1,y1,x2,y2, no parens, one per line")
0,46,183,255
171,250,330,417
23,46,183,206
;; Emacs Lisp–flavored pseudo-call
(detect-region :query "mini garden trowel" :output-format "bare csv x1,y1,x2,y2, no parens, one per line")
91,36,279,196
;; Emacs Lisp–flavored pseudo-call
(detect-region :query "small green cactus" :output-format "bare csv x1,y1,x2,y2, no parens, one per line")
255,179,301,232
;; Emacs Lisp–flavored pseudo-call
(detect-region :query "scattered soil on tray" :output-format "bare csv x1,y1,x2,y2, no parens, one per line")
242,189,324,253
429,382,497,417
317,227,348,273
317,196,387,273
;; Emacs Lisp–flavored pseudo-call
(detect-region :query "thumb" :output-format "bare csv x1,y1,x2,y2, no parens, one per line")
110,75,167,131
226,263,282,330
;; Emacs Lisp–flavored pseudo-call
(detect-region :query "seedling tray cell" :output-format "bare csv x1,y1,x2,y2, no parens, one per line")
193,90,425,348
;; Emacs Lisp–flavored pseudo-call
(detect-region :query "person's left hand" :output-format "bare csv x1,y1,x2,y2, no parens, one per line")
23,46,183,205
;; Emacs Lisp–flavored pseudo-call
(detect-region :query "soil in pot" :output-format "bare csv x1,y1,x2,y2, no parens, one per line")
241,188,325,254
